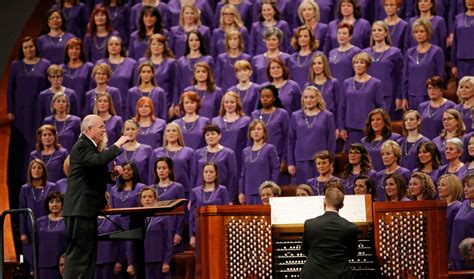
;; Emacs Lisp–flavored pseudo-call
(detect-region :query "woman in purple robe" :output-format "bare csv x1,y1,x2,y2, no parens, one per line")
374,140,412,201
418,76,456,139
101,0,130,48
413,141,442,184
214,0,253,30
54,0,88,38
402,18,445,110
341,143,377,194
239,120,279,204
85,63,123,117
174,92,210,150
398,110,430,171
129,6,168,61
306,151,343,195
83,6,120,63
29,125,68,183
175,31,214,102
288,26,320,90
295,1,328,52
438,174,464,248
19,159,57,273
407,171,437,201
94,214,125,279
339,52,384,148
459,135,474,181
182,62,222,119
249,1,291,55
454,76,474,133
189,163,231,248
361,109,402,171
251,26,291,84
325,0,371,53
55,156,69,193
382,0,410,52
215,30,252,92
114,120,153,185
196,124,238,198
168,0,214,29
449,172,474,270
133,96,167,149
227,60,259,116
93,93,123,146
451,1,474,80
438,138,465,177
353,175,377,201
288,86,336,184
127,61,167,120
383,173,410,202
36,8,76,65
140,33,177,110
364,21,404,118
169,3,211,58
129,0,170,33
251,85,290,184
97,35,138,114
405,0,448,50
109,162,146,209
151,157,185,252
306,53,340,124
252,0,295,30
212,92,252,181
42,93,81,152
433,109,467,163
37,65,79,124
61,38,94,113
36,191,67,279
327,23,361,89
211,4,249,58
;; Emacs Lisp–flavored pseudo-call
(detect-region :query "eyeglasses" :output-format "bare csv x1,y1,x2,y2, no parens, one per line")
442,117,455,122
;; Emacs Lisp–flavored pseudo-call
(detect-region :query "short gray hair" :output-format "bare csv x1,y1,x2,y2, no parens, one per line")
80,115,97,134
259,180,281,196
263,26,283,42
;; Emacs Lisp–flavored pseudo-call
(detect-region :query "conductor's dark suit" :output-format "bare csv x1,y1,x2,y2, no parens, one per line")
300,211,359,279
63,134,121,279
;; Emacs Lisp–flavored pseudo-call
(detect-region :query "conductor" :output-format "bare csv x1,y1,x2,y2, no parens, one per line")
300,187,359,279
62,115,130,278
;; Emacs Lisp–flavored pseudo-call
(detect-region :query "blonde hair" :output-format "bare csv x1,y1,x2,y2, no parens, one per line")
225,29,245,52
92,63,112,78
412,18,432,41
233,59,252,72
47,64,64,76
219,4,244,29
370,21,392,46
163,122,185,147
92,93,117,116
438,174,464,202
219,91,245,116
301,86,326,111
352,52,372,69
179,3,201,27
297,0,320,22
457,76,474,104
381,140,402,163
309,53,332,80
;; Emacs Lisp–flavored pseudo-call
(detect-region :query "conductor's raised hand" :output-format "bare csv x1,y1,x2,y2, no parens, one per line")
114,135,131,147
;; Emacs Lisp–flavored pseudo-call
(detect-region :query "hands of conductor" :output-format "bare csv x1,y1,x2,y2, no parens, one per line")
111,135,133,178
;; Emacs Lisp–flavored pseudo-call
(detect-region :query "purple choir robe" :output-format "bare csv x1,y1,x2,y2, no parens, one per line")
127,86,167,120
364,47,404,115
95,215,124,279
290,21,329,52
55,178,67,193
448,0,465,32
252,0,295,30
96,58,138,112
173,116,210,150
259,80,301,115
143,216,173,279
288,50,321,90
189,185,230,235
249,20,292,55
85,86,123,117
413,167,442,185
29,148,68,183
324,19,371,53
149,147,196,193
288,110,336,183
251,53,290,84
457,163,474,184
128,30,170,61
328,46,361,89
136,118,166,150
292,0,334,24
239,144,279,204
109,183,146,208
214,0,254,30
36,33,76,65
402,45,446,111
251,108,289,162
154,182,185,239
215,52,252,92
446,201,462,259
418,100,456,139
138,57,177,109
455,103,473,135
104,4,131,47
210,26,249,58
451,13,474,79
43,115,81,152
37,88,79,124
397,136,431,171
374,167,412,201
129,2,171,33
196,146,238,198
405,16,447,50
175,56,214,102
433,135,467,164
56,3,89,38
83,31,120,63
61,62,94,113
361,133,402,172
169,25,211,58
307,176,343,196
305,78,340,120
449,200,474,268
183,85,222,119
212,116,252,180
167,0,215,29
36,216,67,279
342,170,377,195
104,115,123,147
115,144,153,185
227,83,260,116
437,164,464,178
387,20,410,52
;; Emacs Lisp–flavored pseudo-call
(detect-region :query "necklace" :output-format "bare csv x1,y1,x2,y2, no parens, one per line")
259,108,275,125
66,65,80,79
371,48,386,62
93,35,107,50
54,117,68,136
138,123,152,134
313,80,327,94
31,187,45,202
460,106,471,118
304,111,318,128
62,7,73,20
369,139,383,151
464,14,474,27
415,50,427,64
249,143,266,163
201,188,216,202
108,59,122,74
236,84,250,104
204,148,220,163
402,139,417,156
98,217,107,231
223,117,238,131
165,147,180,159
186,57,200,72
387,22,398,37
23,60,38,75
40,151,55,167
123,146,138,162
331,49,346,64
181,117,198,132
47,218,62,231
108,6,118,20
156,184,169,196
48,34,64,46
120,189,132,201
426,104,440,118
296,53,311,67
195,87,207,102
352,77,367,92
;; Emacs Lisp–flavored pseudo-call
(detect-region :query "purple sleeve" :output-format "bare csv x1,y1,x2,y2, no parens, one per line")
437,17,448,50
239,149,247,194
226,150,238,199
451,17,459,67
249,23,258,56
338,82,347,129
189,190,197,236
215,55,223,86
434,48,446,79
175,185,185,237
333,79,341,128
173,62,182,105
269,145,280,182
327,112,337,154
220,187,230,205
402,52,409,99
280,21,292,53
157,87,168,121
373,79,385,110
287,114,296,166
210,30,219,59
394,51,404,99
19,187,28,235
162,218,173,265
280,110,290,162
